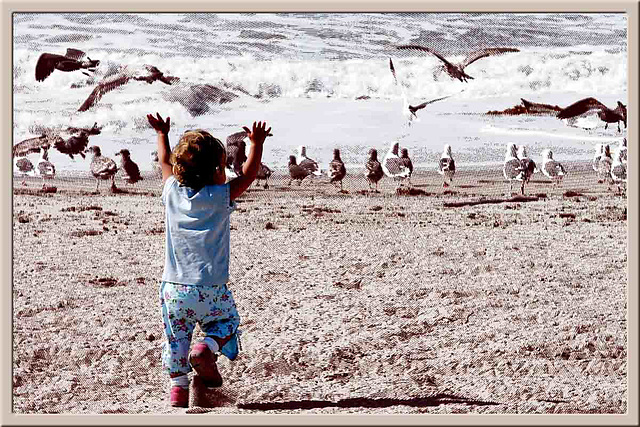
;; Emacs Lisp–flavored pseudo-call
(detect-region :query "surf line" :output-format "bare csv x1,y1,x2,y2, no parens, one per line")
480,125,626,142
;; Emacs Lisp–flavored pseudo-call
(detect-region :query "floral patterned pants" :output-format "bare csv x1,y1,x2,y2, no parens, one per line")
160,281,241,376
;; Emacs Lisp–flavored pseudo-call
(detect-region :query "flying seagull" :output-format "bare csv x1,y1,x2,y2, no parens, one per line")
35,48,100,82
13,134,56,158
557,98,627,132
397,45,519,82
389,58,454,125
78,65,179,112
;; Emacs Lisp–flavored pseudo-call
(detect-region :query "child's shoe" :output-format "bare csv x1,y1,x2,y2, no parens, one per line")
170,386,189,407
188,342,223,387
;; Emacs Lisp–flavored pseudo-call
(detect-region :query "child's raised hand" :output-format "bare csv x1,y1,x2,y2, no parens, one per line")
242,121,272,146
147,112,171,135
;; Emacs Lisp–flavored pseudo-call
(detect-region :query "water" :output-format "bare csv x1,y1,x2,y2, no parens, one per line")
13,13,628,173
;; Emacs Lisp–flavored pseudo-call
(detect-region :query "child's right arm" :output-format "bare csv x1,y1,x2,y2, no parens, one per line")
147,112,173,182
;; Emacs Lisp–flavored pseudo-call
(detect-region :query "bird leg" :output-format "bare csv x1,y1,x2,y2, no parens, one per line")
96,179,100,193
520,181,525,196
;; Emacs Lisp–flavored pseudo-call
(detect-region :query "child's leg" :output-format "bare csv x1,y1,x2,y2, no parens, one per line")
197,282,241,361
159,282,200,384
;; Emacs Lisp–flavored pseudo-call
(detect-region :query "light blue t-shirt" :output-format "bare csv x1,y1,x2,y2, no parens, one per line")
161,175,236,286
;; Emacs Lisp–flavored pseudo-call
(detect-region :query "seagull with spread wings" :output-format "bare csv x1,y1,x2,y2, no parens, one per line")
389,58,456,125
35,48,100,82
397,45,519,82
77,65,179,112
557,98,627,132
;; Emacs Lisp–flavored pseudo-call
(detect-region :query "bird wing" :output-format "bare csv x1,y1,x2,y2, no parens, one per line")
461,48,520,68
13,135,51,157
557,97,607,119
504,158,523,179
411,95,452,111
289,164,310,179
159,75,180,85
300,158,319,173
65,48,86,60
35,53,66,82
397,45,453,68
78,73,131,112
226,130,248,146
438,157,448,172
383,156,410,177
92,157,118,176
389,58,398,86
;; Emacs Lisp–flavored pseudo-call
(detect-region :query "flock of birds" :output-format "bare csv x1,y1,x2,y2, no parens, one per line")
13,45,629,195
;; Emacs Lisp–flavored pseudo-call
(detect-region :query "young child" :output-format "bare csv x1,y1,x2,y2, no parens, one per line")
147,112,271,407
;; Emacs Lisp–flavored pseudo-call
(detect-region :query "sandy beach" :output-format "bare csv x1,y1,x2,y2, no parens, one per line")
12,164,627,414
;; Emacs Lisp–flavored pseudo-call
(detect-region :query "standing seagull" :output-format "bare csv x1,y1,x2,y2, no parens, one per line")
382,141,411,188
611,147,627,194
78,65,179,112
557,98,627,132
288,155,312,186
296,146,322,177
256,163,273,189
503,143,524,195
35,48,100,82
400,148,414,185
36,148,56,190
596,144,613,185
613,138,627,164
115,149,143,185
517,145,537,195
541,149,566,187
151,150,162,178
592,144,605,173
438,144,456,188
328,148,347,192
14,157,35,186
86,146,118,192
389,58,453,125
397,45,519,82
54,122,102,159
364,148,384,192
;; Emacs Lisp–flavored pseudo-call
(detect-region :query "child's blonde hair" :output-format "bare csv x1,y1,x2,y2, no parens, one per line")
171,129,225,190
